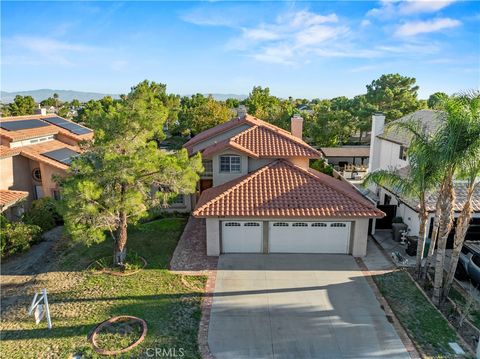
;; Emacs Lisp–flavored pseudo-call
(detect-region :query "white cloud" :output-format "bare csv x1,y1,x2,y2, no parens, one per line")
361,19,371,27
395,18,461,36
400,0,457,15
3,36,94,65
225,10,350,64
368,0,457,17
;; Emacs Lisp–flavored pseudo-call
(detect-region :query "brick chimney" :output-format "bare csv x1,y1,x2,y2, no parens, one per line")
291,114,303,139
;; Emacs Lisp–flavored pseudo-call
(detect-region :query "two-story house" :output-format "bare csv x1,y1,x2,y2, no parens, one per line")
0,112,93,219
368,110,480,240
184,114,384,257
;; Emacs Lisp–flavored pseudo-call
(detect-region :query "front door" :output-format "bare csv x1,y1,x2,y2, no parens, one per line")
200,179,213,193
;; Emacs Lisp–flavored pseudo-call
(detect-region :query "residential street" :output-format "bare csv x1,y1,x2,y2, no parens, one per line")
208,254,410,359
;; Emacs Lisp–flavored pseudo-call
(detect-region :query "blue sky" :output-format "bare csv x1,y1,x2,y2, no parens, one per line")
2,1,479,99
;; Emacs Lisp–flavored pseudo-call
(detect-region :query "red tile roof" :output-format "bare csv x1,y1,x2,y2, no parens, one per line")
0,190,29,210
194,160,384,218
0,145,21,158
202,125,320,159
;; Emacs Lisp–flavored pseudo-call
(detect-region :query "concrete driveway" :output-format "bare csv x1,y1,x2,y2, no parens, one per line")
208,254,410,359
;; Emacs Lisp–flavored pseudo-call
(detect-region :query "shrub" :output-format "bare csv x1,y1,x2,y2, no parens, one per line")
310,158,334,176
23,198,62,232
0,215,42,257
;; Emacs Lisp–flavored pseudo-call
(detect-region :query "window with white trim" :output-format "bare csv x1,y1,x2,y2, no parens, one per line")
311,223,327,227
220,155,241,173
225,222,241,227
244,222,260,226
273,222,289,227
292,222,308,227
330,223,347,227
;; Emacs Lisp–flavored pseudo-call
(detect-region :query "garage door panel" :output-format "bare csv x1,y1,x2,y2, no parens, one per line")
222,221,263,253
269,221,350,254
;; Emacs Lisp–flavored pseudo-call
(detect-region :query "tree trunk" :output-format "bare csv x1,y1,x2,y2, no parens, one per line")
432,176,455,306
415,207,428,278
114,211,128,266
442,185,475,300
421,197,443,281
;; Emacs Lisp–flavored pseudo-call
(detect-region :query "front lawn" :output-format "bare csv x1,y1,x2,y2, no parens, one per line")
0,218,207,358
373,270,460,358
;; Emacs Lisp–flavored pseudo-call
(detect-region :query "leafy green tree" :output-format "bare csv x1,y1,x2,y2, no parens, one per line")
244,86,280,119
307,108,353,147
427,92,449,109
40,97,57,107
60,81,203,266
6,95,37,116
178,94,233,136
71,99,81,108
225,98,240,109
350,95,377,143
366,73,421,121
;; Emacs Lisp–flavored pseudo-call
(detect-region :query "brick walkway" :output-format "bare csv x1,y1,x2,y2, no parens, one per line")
170,216,218,275
170,216,218,359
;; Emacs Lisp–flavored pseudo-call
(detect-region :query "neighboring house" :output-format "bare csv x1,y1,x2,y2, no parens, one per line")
184,114,384,257
0,113,93,219
320,146,370,181
368,110,480,240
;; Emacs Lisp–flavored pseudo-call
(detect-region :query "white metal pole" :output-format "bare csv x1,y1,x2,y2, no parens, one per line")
42,289,52,329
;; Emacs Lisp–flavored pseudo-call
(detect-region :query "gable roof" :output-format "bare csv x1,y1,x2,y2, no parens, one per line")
378,110,444,146
0,190,29,211
202,124,321,158
186,114,320,159
193,159,384,218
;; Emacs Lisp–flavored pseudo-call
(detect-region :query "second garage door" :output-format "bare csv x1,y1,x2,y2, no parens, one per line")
269,221,350,253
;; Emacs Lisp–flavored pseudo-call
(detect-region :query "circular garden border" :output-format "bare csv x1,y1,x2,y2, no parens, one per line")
89,315,148,355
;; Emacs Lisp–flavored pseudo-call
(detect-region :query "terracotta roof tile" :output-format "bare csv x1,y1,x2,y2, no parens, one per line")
194,160,384,218
0,189,29,210
0,145,21,158
197,117,320,159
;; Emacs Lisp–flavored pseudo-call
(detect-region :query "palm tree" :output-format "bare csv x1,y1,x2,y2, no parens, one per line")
364,119,440,276
442,157,480,300
431,92,480,305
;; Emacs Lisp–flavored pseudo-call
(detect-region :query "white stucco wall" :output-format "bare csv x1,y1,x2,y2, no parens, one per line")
351,218,369,257
212,150,248,186
378,140,408,170
206,218,220,256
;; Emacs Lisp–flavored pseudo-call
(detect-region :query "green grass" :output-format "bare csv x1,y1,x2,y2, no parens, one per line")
0,218,207,358
373,270,458,358
449,287,480,329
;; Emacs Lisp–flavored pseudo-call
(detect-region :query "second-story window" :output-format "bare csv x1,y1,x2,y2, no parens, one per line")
399,145,408,161
220,155,241,173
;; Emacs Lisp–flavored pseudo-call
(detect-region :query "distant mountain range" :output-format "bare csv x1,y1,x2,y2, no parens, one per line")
0,89,247,103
